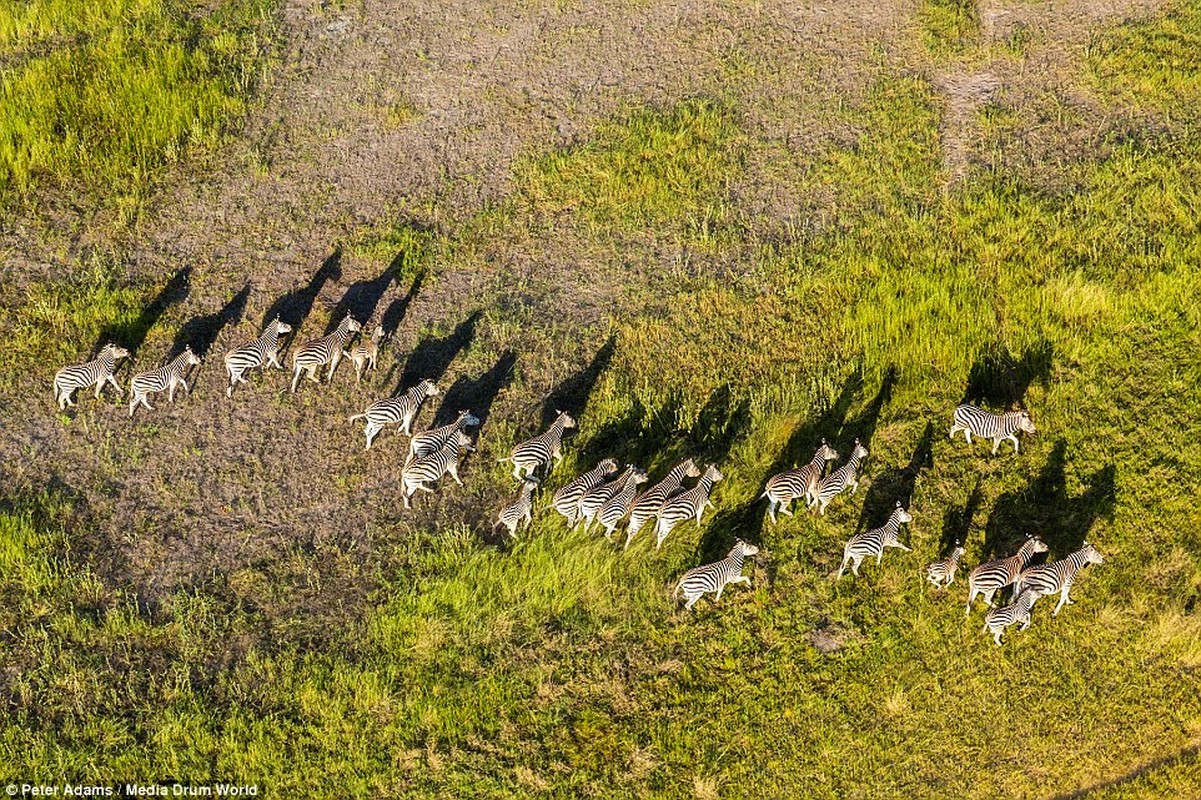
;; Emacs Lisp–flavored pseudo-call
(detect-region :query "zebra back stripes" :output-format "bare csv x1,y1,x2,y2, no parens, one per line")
625,458,701,551
349,380,440,449
129,347,201,417
552,458,620,524
410,411,481,459
950,404,1036,455
965,536,1049,614
675,539,760,611
762,440,838,524
576,465,636,532
495,477,540,538
1014,542,1104,617
926,543,966,588
54,343,130,410
596,467,649,540
290,315,362,393
401,429,475,508
982,588,1040,646
813,440,868,516
502,411,576,479
654,464,723,550
837,503,913,579
224,317,292,398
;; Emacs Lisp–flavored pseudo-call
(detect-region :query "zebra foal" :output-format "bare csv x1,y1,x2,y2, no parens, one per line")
344,326,384,382
1014,542,1104,617
837,502,912,579
128,346,201,417
495,477,540,538
762,440,838,524
54,343,130,410
224,317,291,398
675,539,760,611
983,589,1040,646
290,315,362,393
950,404,1036,455
926,542,966,588
349,380,440,449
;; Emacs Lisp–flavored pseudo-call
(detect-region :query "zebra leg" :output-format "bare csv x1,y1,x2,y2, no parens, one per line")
1052,587,1071,617
128,396,139,417
447,465,464,486
94,379,104,399
767,502,777,525
949,423,961,439
327,352,341,382
684,594,699,611
107,374,124,397
965,585,976,615
837,555,849,579
780,499,794,518
307,365,321,384
852,557,862,577
991,437,1002,455
993,628,1004,646
850,478,859,496
734,576,752,587
964,430,972,444
1009,435,1020,454
983,588,997,607
290,367,302,393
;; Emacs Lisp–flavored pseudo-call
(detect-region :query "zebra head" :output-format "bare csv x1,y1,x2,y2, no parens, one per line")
418,380,440,398
1081,541,1104,565
1017,410,1036,434
816,439,839,462
183,346,201,367
630,467,650,486
681,458,702,479
344,316,363,334
892,501,913,525
598,457,620,475
453,429,476,452
458,410,481,428
1027,535,1049,555
705,464,724,483
103,343,131,360
732,538,759,557
849,438,868,461
555,410,577,430
520,476,540,491
371,326,385,343
951,544,966,559
271,318,293,336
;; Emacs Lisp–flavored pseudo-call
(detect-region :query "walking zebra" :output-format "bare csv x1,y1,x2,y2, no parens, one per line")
576,465,638,532
926,542,966,588
762,440,839,524
409,410,481,459
837,502,913,579
965,536,1049,615
344,326,384,382
596,467,649,541
1014,542,1104,617
949,404,1036,455
224,317,292,398
401,429,475,508
654,464,723,550
625,458,701,551
128,346,201,417
551,458,620,524
54,343,131,410
348,380,440,450
495,477,540,538
290,315,361,393
983,589,1040,646
812,440,868,516
674,539,760,612
500,411,576,480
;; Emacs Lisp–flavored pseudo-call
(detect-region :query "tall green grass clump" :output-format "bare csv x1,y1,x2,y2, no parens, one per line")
918,0,979,56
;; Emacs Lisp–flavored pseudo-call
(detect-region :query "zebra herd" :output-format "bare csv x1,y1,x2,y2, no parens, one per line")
53,323,1100,645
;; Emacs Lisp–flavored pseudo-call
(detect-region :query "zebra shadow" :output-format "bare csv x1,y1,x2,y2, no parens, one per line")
539,332,617,430
92,266,191,359
171,283,250,362
838,364,897,455
686,383,752,469
433,349,517,432
261,248,342,336
854,420,934,534
395,310,481,396
577,393,688,478
380,270,426,341
939,478,984,556
1050,743,1201,799
962,339,1054,409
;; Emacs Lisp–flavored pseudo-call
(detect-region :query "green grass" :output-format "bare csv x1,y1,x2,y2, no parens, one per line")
918,0,979,57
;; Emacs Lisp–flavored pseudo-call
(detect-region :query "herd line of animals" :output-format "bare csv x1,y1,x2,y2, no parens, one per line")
52,312,1102,645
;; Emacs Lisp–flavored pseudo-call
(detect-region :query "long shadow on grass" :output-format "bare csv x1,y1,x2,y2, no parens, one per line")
93,266,191,359
434,349,517,432
1051,743,1201,799
939,478,984,555
325,264,396,335
855,420,934,534
171,283,250,360
380,270,425,341
262,249,342,335
395,310,481,396
577,393,688,475
962,340,1054,409
540,333,616,430
838,364,897,454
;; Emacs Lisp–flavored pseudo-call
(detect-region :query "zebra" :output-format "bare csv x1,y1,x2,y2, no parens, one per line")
128,346,201,417
596,467,650,541
224,317,292,398
499,411,576,480
344,325,384,382
625,458,702,551
982,589,1040,646
409,410,481,459
949,404,1036,455
761,440,839,524
1013,541,1104,617
348,380,440,450
926,542,966,588
837,502,913,579
812,439,868,516
674,539,760,612
401,429,475,508
965,536,1049,615
551,458,620,524
495,477,540,538
575,465,638,533
290,315,362,393
654,463,723,550
54,343,131,410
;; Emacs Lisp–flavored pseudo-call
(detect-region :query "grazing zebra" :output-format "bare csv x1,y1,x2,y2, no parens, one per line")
348,380,440,450
551,458,620,524
965,536,1049,615
290,315,362,393
654,463,724,550
926,542,966,588
812,439,869,516
576,465,637,532
409,410,481,459
54,343,130,410
983,589,1040,646
625,458,702,551
401,429,475,508
674,539,760,612
837,502,913,579
949,404,1036,455
762,440,839,524
500,411,576,480
596,467,649,541
344,326,384,382
224,317,292,398
1014,542,1104,617
495,477,540,538
128,346,201,417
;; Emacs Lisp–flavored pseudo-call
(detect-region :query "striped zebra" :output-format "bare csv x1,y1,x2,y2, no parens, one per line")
812,439,868,516
54,343,130,410
290,315,362,393
224,317,292,398
551,458,620,524
576,465,637,532
348,380,440,450
762,440,839,524
926,542,966,588
965,536,1049,615
128,347,201,417
949,404,1036,455
674,539,760,612
596,467,649,541
409,410,481,459
1014,542,1104,617
624,458,701,551
401,429,475,508
837,502,913,579
500,411,576,480
983,588,1040,646
344,326,384,383
495,477,540,538
654,464,723,550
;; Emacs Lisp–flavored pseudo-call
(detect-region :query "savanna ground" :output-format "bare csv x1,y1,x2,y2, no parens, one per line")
2,0,1200,796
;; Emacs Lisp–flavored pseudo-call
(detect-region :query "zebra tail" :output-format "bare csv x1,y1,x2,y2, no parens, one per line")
348,413,366,422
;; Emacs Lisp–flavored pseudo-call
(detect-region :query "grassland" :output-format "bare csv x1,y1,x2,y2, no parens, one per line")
2,0,1201,798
